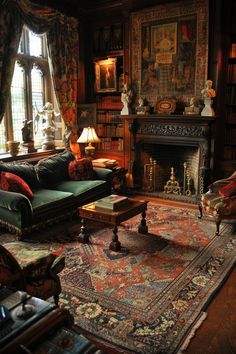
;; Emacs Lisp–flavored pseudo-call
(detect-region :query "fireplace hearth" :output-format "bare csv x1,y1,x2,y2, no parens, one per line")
124,114,215,203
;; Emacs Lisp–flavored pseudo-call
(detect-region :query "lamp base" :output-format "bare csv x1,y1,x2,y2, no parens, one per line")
85,145,95,157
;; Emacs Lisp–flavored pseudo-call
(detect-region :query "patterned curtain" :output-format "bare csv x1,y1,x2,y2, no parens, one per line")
0,2,22,121
48,16,80,143
0,0,80,142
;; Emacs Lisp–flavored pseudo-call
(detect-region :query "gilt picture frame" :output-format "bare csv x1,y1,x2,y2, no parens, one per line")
77,103,96,128
94,58,117,93
131,0,209,106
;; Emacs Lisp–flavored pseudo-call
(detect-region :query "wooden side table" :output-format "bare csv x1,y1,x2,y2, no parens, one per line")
110,166,127,193
78,198,148,251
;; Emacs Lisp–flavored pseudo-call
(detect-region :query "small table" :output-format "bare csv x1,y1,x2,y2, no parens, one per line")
78,198,148,251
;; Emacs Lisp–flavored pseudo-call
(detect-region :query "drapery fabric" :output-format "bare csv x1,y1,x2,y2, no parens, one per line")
0,0,80,142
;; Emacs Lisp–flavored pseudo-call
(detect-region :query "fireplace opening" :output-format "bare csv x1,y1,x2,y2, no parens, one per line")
138,143,200,202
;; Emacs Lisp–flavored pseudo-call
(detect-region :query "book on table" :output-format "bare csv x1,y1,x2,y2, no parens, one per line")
95,194,129,211
92,158,117,168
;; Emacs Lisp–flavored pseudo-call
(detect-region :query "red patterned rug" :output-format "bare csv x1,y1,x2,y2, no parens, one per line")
1,203,236,353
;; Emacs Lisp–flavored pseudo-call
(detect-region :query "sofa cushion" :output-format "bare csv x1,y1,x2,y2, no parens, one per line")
219,181,236,197
68,158,95,181
1,172,33,199
0,161,40,189
52,180,107,204
31,188,75,223
35,150,75,187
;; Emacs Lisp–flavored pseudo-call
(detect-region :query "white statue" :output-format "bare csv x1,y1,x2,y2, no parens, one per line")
201,80,216,116
34,102,60,150
121,84,133,115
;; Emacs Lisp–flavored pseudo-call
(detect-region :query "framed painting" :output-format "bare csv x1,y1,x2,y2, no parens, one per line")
94,58,117,92
77,103,96,128
131,0,209,106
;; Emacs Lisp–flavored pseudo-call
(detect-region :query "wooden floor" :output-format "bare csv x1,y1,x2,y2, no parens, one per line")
87,197,236,354
184,265,236,354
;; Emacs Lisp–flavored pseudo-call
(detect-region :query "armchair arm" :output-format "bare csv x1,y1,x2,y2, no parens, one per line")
208,171,236,192
0,244,26,290
50,254,66,275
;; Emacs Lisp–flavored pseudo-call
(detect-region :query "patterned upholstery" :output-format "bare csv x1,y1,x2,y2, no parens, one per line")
0,242,65,304
199,171,236,235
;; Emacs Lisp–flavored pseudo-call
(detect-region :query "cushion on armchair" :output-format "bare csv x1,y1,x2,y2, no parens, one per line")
3,242,63,280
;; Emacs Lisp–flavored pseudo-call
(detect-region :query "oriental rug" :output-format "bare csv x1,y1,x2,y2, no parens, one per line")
1,203,236,354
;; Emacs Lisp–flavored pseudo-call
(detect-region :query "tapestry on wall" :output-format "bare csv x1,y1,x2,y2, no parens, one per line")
131,0,209,106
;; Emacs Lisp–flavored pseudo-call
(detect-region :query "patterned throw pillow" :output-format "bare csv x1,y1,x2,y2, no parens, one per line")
1,172,33,199
68,158,94,181
219,181,236,197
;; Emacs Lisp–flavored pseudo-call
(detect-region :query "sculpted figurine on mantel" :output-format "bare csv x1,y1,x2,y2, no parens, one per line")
121,84,133,115
201,79,216,116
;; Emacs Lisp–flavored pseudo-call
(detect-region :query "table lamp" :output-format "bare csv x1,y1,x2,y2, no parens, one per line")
77,126,101,157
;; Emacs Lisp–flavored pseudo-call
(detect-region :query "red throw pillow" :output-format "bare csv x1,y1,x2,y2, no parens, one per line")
219,181,236,197
68,158,94,181
1,172,33,199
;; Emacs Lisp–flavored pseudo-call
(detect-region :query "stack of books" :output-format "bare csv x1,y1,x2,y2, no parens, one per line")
92,158,117,168
95,194,129,211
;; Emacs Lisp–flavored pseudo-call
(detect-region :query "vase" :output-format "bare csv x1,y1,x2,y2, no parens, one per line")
7,141,20,157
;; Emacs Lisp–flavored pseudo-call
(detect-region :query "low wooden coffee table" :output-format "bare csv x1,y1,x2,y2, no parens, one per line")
78,198,149,251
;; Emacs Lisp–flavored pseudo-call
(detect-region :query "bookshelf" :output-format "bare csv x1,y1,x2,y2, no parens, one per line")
223,41,236,162
92,22,125,167
95,95,124,165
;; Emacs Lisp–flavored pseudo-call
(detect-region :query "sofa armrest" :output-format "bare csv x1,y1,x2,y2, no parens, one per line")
0,189,33,214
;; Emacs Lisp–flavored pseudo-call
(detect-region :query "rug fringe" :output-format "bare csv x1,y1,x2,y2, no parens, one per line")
177,311,208,353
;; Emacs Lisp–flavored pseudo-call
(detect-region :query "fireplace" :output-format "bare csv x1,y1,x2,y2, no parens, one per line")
124,114,215,203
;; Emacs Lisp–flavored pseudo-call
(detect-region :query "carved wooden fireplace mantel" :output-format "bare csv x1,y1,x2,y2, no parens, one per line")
123,114,215,202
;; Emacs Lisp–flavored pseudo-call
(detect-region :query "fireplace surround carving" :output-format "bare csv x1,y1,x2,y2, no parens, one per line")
124,114,215,203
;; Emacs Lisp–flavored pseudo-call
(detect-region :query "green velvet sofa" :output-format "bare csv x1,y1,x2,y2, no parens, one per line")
0,150,112,237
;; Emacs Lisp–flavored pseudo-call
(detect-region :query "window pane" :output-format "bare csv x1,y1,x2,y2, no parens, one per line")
29,31,43,57
31,65,44,144
18,35,24,54
11,62,26,142
0,119,6,152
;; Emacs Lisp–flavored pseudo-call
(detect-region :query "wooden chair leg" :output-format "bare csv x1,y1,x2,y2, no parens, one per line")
215,220,221,235
53,293,59,305
198,204,203,219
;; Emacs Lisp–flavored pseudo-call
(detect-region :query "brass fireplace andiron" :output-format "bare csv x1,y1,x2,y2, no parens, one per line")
164,167,181,194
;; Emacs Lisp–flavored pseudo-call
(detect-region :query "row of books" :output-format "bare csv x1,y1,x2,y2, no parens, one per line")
227,63,236,83
97,123,124,137
97,110,121,123
96,96,122,109
97,138,123,151
93,24,123,53
225,86,236,105
230,43,236,58
223,146,236,160
224,129,236,144
225,109,236,123
95,194,128,211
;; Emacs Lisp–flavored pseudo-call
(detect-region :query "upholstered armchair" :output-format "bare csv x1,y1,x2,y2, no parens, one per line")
199,171,236,235
0,242,65,304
